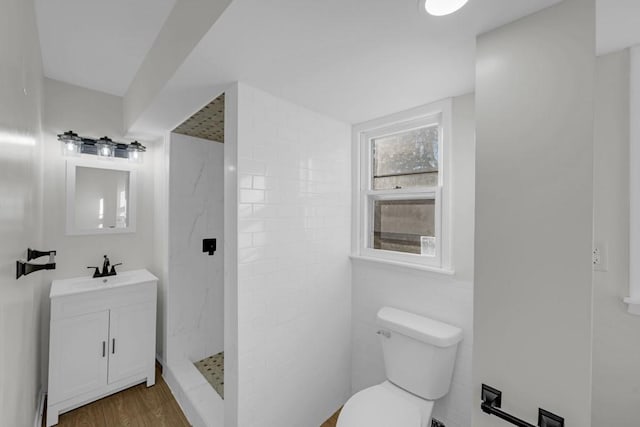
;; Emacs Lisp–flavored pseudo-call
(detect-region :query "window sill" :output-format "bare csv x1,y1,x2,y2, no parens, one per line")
349,255,455,276
623,297,640,316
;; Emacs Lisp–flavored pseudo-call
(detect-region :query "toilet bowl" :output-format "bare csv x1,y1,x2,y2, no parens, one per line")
337,381,434,427
337,307,462,427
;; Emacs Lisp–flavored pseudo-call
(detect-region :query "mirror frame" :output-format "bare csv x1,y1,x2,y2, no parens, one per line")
65,159,138,236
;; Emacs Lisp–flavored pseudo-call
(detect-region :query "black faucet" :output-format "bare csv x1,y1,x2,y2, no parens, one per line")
87,255,122,278
102,255,110,275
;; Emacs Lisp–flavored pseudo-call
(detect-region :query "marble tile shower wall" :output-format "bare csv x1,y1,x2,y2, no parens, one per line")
168,133,224,364
236,85,352,427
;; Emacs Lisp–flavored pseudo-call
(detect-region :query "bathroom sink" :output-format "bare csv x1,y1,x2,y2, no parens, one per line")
50,269,158,298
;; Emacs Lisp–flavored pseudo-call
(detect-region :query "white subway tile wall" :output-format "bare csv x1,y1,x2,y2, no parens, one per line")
236,84,351,427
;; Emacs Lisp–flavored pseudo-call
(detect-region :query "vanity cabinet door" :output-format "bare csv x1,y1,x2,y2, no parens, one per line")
107,302,156,384
48,310,110,404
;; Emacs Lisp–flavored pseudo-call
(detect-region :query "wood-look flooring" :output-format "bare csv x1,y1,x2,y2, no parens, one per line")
42,366,190,427
321,407,342,427
43,371,341,427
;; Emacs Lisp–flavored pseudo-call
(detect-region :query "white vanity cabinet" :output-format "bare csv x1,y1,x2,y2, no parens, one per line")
46,270,157,427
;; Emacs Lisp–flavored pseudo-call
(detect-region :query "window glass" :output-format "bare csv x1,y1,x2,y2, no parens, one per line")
372,125,439,190
371,198,435,255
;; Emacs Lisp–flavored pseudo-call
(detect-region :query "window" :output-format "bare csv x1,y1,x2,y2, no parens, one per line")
354,100,451,269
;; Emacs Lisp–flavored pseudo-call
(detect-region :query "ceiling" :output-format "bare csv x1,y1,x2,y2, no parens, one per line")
133,0,564,128
596,0,640,55
35,0,176,96
34,0,640,128
173,94,225,142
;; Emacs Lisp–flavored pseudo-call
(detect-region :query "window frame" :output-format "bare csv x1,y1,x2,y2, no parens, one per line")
352,99,452,271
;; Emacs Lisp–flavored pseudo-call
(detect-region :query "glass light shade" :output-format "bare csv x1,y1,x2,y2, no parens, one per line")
127,148,143,163
58,130,82,157
61,140,81,156
424,0,469,16
127,141,146,164
96,138,115,159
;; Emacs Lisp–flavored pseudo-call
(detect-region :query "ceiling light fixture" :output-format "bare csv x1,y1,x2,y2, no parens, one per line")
422,0,470,16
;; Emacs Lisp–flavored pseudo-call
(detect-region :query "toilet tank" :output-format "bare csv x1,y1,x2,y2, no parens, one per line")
376,307,462,400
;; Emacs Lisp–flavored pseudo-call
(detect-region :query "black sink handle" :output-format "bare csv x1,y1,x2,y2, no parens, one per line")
87,266,100,278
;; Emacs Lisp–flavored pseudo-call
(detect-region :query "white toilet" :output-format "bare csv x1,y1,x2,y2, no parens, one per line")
338,307,462,427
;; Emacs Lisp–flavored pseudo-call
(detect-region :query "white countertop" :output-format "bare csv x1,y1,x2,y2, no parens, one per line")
50,269,158,299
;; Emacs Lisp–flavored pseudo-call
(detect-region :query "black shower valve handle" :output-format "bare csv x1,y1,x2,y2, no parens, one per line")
203,238,217,255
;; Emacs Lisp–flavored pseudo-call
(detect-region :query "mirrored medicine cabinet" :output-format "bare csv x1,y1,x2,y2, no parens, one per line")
65,160,137,235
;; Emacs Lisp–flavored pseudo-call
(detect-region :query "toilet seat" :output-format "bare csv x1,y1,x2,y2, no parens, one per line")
337,381,434,427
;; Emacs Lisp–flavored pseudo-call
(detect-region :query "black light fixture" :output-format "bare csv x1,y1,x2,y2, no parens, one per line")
57,131,146,162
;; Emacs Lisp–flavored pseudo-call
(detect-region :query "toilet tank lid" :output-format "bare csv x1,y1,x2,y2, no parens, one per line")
376,307,463,348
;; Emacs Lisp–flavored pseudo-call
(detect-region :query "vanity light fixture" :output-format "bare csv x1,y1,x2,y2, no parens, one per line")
58,131,146,163
96,137,116,159
422,0,469,16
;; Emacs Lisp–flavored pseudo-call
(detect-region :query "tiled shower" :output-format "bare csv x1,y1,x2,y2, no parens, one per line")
167,131,226,413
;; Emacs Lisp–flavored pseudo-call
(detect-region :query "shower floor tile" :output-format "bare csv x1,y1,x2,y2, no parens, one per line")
194,352,224,399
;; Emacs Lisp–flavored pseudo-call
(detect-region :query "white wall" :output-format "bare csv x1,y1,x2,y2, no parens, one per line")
235,83,352,427
0,0,44,425
591,49,640,426
474,0,595,426
152,135,170,361
350,93,475,427
40,78,160,383
167,132,224,364
42,79,158,278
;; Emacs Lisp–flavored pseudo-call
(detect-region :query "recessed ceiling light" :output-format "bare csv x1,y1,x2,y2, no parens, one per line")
422,0,470,16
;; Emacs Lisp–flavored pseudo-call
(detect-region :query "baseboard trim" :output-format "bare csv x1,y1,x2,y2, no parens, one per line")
34,389,46,427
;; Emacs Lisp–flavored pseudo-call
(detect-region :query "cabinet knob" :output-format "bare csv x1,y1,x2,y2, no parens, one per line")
102,341,106,357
